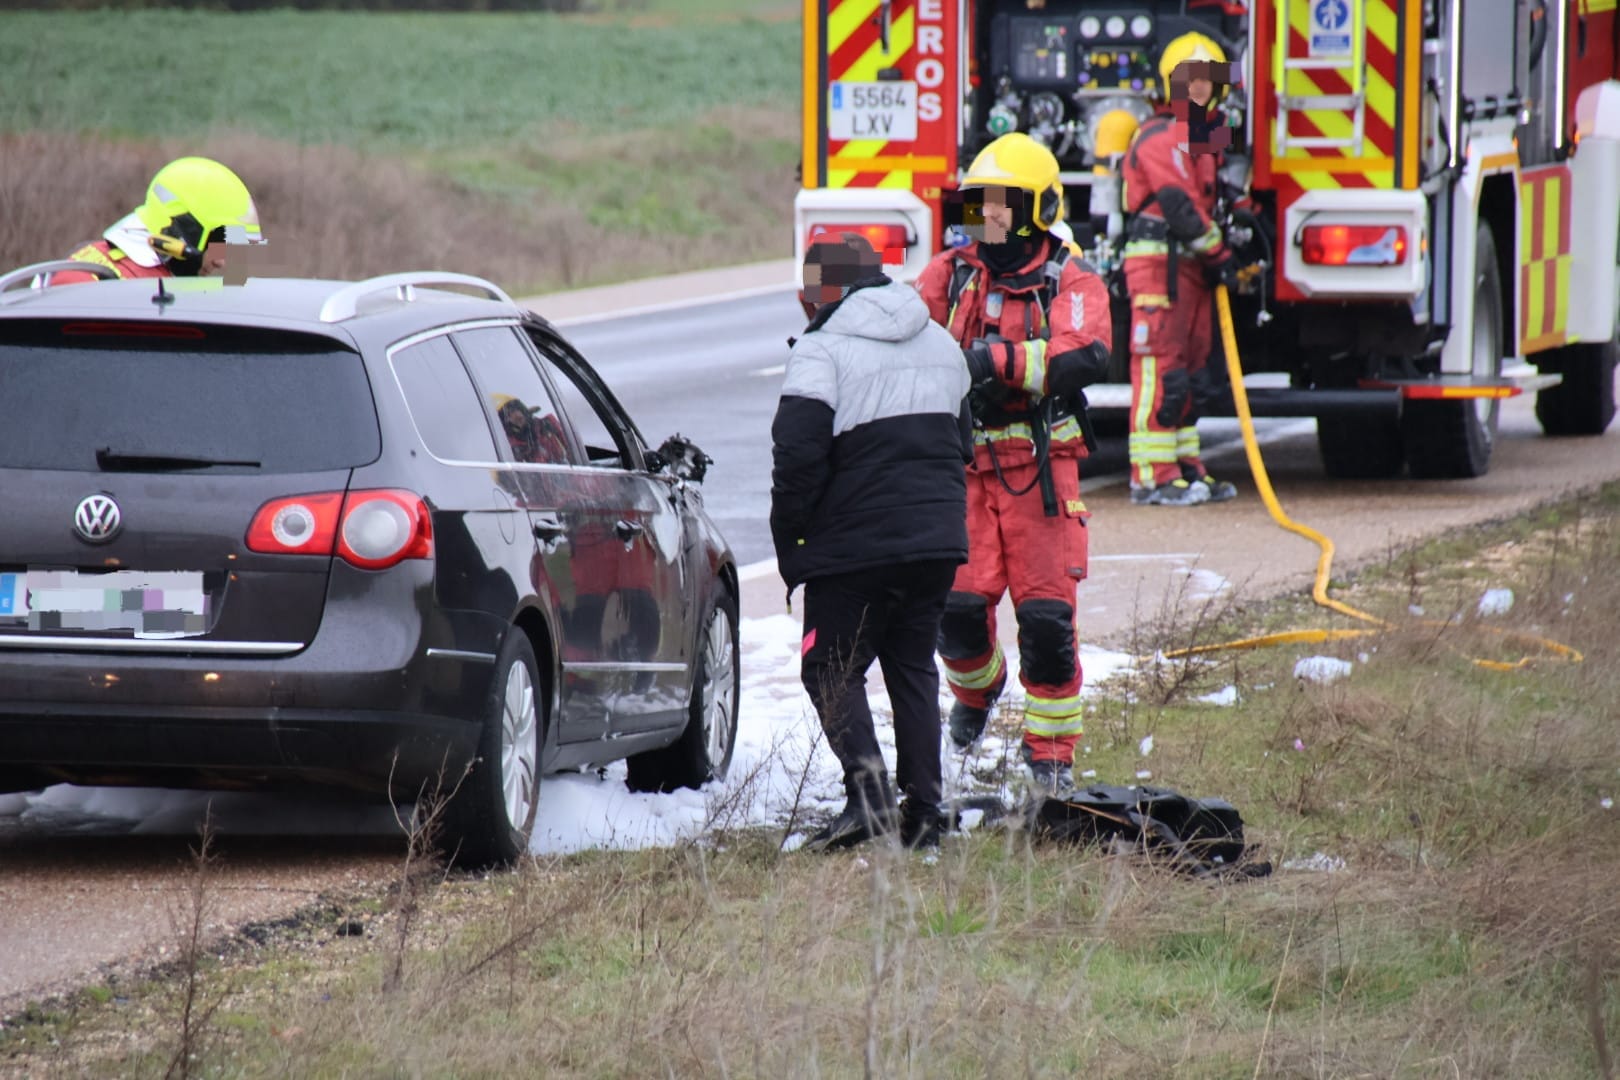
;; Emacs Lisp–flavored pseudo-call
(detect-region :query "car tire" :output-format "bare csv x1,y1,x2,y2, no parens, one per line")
1535,338,1618,436
442,631,543,868
625,591,739,794
1403,223,1502,479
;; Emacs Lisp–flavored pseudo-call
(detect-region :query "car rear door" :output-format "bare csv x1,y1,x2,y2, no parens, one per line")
0,319,378,656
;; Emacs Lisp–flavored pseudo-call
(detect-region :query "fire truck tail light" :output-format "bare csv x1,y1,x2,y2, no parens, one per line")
1300,224,1409,266
806,224,911,265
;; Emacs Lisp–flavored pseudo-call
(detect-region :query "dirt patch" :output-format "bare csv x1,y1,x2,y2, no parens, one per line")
1,123,799,293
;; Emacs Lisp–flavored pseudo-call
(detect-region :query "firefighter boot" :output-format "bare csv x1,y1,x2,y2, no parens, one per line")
1020,742,1074,800
1182,465,1237,503
806,771,897,852
948,675,1005,750
1129,478,1212,507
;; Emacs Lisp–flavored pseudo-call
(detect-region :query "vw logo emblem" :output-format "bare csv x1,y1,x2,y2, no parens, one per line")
74,494,123,544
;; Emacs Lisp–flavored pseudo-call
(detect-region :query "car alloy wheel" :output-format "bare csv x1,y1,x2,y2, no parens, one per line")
500,660,539,832
701,606,737,771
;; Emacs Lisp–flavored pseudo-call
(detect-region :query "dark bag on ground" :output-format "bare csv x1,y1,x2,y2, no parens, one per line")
1032,784,1271,880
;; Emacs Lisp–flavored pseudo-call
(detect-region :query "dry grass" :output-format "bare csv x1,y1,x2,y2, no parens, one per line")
0,117,798,295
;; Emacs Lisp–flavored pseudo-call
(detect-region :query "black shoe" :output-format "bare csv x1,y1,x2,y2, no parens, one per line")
899,799,948,850
948,702,991,749
805,774,897,853
805,802,886,852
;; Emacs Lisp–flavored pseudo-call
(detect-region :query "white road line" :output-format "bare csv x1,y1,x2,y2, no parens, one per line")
753,364,786,377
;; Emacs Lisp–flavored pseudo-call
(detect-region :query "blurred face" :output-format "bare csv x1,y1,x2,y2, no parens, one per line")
981,189,1015,243
199,244,229,276
1188,75,1214,107
800,263,847,309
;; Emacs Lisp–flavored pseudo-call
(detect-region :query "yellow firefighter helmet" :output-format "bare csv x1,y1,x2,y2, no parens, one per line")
135,157,261,274
961,132,1065,231
1091,108,1142,161
1157,31,1229,99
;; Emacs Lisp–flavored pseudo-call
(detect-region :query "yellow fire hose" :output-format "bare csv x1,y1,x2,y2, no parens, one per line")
1158,286,1582,671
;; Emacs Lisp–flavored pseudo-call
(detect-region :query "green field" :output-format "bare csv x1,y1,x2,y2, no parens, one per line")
0,10,798,147
0,8,802,292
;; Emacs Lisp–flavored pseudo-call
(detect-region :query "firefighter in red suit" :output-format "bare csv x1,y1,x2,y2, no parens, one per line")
1120,32,1241,506
51,157,262,285
915,133,1112,795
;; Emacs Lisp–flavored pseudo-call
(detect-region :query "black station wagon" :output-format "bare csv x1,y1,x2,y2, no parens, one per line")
0,262,740,865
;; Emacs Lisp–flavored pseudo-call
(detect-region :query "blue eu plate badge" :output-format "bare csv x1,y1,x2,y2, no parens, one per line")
0,573,26,617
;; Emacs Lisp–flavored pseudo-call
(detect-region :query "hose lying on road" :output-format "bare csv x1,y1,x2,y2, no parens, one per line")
1158,285,1583,672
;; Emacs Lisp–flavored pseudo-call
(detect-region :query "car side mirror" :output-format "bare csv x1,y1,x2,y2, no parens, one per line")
656,433,713,484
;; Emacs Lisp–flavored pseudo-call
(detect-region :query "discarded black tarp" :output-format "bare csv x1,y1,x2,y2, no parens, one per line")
954,784,1272,881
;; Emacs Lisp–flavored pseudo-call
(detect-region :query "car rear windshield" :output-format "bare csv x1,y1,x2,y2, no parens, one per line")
0,324,380,473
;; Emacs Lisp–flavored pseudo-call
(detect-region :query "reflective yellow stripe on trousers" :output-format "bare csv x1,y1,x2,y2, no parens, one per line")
946,646,1006,691
1023,693,1085,737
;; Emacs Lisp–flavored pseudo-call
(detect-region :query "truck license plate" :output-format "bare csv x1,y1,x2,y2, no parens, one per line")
828,81,918,141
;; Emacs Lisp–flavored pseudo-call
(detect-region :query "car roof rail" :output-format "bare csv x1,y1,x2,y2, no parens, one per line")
318,272,515,324
0,259,121,300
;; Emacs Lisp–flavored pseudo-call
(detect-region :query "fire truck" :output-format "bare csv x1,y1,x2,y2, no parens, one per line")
795,0,1620,479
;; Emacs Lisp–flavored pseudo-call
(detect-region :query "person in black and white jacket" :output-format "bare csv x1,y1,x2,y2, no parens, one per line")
771,232,972,852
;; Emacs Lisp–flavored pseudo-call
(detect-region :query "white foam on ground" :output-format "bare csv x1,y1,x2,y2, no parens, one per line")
1294,656,1353,684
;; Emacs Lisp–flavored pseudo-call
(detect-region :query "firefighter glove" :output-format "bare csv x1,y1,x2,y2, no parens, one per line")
964,339,1012,415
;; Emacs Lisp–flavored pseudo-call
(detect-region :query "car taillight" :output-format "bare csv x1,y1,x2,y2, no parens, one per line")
337,490,434,570
246,489,433,570
806,223,910,264
246,492,343,555
1300,224,1408,266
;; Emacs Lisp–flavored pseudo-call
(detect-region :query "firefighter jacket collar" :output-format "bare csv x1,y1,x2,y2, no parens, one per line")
954,237,1060,295
101,211,164,269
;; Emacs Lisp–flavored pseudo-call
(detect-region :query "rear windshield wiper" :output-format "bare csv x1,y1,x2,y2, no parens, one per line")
95,447,262,472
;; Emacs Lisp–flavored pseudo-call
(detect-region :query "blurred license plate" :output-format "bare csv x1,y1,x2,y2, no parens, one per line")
828,81,917,141
2,569,209,637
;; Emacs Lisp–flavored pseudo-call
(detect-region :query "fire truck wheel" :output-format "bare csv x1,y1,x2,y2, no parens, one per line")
1534,338,1618,437
1403,223,1503,479
1316,414,1404,479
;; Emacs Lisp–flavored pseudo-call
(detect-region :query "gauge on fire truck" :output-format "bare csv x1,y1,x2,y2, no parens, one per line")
1075,10,1154,42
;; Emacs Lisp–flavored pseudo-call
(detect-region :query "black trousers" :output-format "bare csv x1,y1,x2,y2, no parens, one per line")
799,559,957,809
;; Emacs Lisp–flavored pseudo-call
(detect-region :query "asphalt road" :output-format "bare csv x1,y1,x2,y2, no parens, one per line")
3,272,1618,1019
